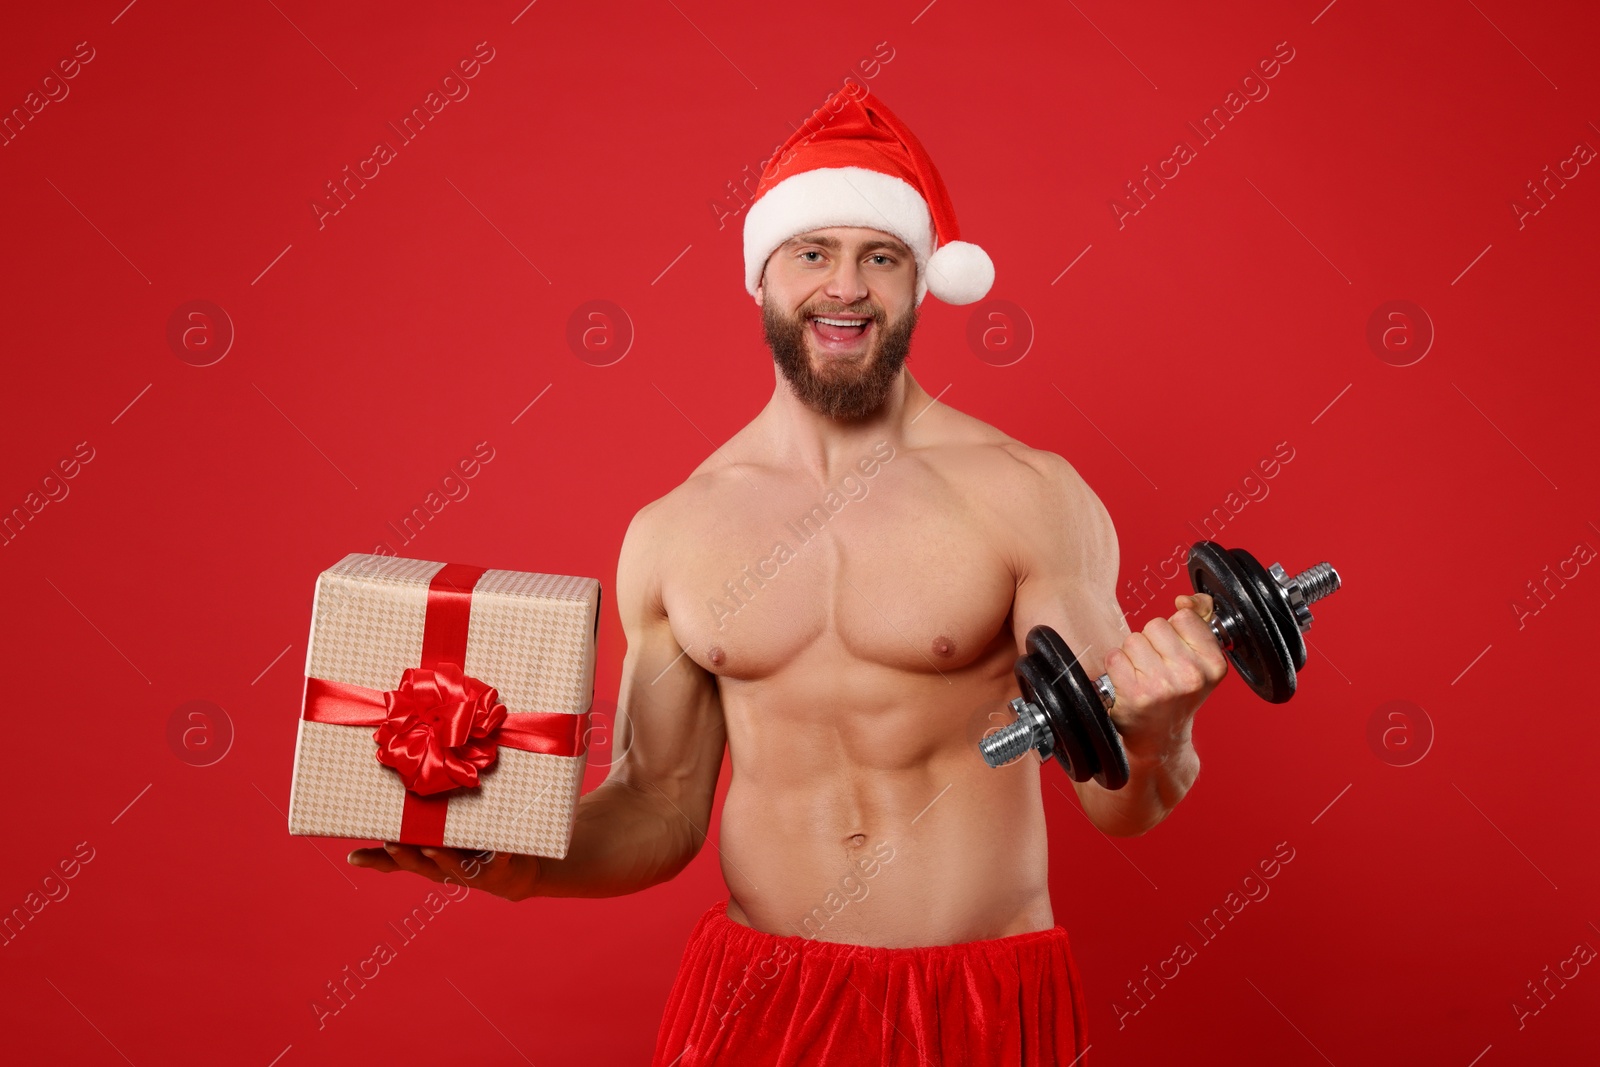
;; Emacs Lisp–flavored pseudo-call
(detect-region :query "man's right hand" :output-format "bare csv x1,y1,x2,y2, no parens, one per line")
348,843,541,902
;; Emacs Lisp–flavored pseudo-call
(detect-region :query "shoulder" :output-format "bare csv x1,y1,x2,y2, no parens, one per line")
616,482,695,623
1001,442,1112,528
916,404,1113,533
625,411,765,540
619,476,706,568
616,459,746,612
999,442,1118,573
913,403,1118,584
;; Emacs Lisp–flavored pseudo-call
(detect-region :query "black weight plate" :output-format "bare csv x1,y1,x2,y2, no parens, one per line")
1015,651,1094,782
1187,541,1296,703
1027,626,1129,791
1228,547,1306,671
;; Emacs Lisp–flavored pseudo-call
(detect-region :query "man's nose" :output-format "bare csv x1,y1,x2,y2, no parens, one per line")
823,259,869,305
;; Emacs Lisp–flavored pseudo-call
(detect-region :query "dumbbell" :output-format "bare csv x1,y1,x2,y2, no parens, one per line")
978,541,1341,790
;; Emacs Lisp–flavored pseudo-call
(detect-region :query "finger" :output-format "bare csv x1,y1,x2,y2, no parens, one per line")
1104,648,1153,723
1143,615,1194,661
1164,609,1230,681
1144,617,1211,686
383,842,448,881
1118,632,1164,677
347,847,402,872
1102,645,1136,698
420,847,475,882
1175,592,1214,620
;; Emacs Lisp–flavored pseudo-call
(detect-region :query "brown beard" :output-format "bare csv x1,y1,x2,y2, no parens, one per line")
763,298,917,421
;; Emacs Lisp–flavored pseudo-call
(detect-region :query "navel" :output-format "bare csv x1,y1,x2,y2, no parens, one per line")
845,833,867,848
931,635,955,658
707,645,726,667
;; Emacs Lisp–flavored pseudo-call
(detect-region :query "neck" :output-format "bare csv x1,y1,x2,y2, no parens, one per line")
758,364,932,480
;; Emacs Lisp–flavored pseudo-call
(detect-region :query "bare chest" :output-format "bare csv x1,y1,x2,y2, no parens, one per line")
661,468,1018,680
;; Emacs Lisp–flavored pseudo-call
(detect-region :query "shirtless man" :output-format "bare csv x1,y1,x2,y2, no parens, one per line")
350,89,1228,1064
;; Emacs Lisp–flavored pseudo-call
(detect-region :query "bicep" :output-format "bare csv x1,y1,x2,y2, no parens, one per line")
608,506,726,821
1009,455,1129,686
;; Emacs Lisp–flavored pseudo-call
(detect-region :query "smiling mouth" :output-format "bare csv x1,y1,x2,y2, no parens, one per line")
808,314,874,351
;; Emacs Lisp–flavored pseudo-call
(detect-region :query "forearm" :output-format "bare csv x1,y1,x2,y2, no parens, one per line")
1081,736,1200,837
528,777,705,898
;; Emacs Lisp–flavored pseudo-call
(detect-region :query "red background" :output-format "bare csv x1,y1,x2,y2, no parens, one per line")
3,1,1597,1063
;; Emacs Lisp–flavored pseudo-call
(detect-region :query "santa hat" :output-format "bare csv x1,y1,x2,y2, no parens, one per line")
743,87,994,306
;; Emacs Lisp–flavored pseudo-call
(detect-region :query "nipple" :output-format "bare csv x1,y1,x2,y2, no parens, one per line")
707,645,726,667
931,635,955,658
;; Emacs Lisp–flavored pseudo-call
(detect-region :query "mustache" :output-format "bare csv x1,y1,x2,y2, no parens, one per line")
801,303,883,323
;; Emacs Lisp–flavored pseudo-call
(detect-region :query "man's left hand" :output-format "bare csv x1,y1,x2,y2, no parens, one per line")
1102,593,1230,763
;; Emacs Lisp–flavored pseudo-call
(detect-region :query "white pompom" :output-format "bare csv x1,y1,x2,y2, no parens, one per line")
924,241,994,305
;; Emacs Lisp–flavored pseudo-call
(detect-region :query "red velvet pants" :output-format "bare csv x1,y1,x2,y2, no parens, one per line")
652,900,1089,1066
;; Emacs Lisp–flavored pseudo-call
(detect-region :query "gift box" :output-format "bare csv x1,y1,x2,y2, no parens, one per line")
287,553,600,858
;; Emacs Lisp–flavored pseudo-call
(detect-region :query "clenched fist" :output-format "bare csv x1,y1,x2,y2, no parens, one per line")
1103,593,1230,764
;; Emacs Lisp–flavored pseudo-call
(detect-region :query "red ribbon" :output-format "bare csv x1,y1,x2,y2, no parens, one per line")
301,562,590,845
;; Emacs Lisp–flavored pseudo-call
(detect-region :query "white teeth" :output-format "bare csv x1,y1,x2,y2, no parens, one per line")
813,317,868,327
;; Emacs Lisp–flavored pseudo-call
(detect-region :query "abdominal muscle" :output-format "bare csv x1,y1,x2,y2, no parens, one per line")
714,672,1057,949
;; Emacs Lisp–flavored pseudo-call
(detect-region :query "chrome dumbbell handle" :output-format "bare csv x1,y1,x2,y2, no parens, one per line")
980,698,1052,766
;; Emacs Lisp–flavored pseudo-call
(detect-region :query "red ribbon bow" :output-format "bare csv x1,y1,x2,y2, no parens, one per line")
373,662,508,796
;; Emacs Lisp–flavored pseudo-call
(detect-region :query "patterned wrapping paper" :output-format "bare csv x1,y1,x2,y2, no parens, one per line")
287,553,600,858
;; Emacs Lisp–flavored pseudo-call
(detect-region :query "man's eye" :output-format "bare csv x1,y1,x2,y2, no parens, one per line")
800,251,823,262
869,254,893,266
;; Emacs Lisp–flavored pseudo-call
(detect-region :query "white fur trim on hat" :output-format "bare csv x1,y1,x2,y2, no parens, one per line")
744,166,935,306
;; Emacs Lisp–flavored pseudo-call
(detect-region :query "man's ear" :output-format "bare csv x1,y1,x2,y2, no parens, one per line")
753,274,765,307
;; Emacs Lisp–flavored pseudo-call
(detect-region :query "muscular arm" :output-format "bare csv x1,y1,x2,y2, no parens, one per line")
535,500,728,896
1007,450,1204,838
